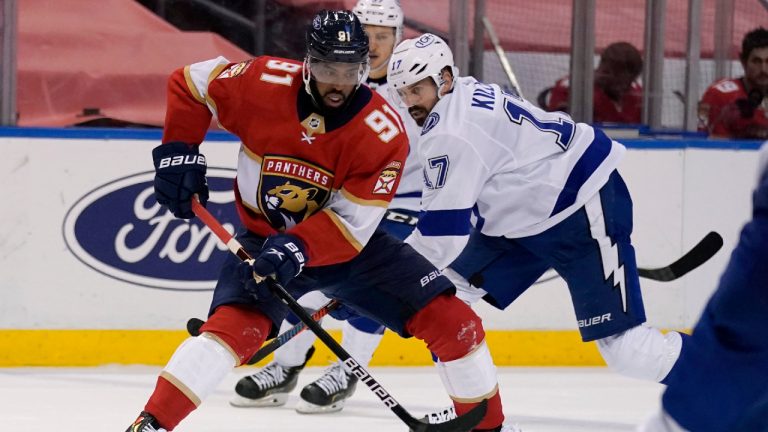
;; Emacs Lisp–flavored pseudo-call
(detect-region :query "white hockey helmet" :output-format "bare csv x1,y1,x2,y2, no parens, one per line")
388,33,457,99
352,0,404,44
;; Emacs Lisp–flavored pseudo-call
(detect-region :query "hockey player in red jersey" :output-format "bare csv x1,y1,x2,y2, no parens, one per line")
698,27,768,139
125,10,505,432
230,0,428,415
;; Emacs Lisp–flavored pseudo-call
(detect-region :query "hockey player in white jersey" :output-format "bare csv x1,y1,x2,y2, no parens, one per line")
388,33,690,406
231,0,426,415
639,143,768,431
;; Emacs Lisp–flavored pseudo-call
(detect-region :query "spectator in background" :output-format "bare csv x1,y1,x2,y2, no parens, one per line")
544,41,643,124
698,27,768,139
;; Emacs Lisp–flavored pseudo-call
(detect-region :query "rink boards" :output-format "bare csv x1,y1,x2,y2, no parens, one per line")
0,128,762,366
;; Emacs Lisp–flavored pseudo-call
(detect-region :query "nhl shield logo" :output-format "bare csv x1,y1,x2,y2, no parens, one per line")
259,156,334,230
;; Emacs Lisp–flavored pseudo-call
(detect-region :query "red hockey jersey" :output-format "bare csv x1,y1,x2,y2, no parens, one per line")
162,56,409,266
698,77,768,139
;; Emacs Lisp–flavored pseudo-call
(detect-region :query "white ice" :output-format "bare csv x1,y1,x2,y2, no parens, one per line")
0,365,662,431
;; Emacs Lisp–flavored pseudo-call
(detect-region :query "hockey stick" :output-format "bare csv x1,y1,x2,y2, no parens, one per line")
186,209,418,356
245,300,340,365
190,198,488,432
185,299,341,365
482,16,523,97
531,231,724,285
637,231,723,281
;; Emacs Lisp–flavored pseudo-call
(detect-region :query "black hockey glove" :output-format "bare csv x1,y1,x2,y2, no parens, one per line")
735,89,765,119
239,234,308,297
152,142,209,219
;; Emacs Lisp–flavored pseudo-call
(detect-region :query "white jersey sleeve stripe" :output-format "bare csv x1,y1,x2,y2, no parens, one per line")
184,56,230,116
550,128,613,217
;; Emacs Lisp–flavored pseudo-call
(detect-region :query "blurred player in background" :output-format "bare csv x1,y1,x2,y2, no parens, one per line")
639,143,768,431
699,27,768,139
545,41,643,124
387,34,692,426
126,10,506,432
230,0,427,415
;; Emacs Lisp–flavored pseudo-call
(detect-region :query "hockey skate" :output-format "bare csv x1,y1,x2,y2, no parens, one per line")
230,346,315,407
125,411,167,432
295,361,358,414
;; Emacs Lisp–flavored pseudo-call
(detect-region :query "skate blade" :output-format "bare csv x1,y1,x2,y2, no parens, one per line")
294,398,346,414
229,392,289,408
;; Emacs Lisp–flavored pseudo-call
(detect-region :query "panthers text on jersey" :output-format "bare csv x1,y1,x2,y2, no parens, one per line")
162,56,409,266
406,77,625,269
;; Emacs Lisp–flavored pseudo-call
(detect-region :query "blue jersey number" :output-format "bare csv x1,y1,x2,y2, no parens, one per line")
424,155,449,189
503,99,574,151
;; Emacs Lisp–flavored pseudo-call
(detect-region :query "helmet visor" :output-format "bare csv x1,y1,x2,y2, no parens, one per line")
390,79,436,108
309,57,368,86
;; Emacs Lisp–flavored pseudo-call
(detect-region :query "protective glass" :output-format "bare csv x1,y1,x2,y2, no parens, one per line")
309,57,368,86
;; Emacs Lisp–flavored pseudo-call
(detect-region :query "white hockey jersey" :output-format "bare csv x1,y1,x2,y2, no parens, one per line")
406,77,625,269
369,77,423,212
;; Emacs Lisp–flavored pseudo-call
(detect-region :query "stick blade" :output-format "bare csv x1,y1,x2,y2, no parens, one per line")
407,399,487,432
186,317,205,336
639,231,724,282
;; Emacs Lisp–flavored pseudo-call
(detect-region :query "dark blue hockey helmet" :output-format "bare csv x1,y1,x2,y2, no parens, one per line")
306,9,369,64
303,10,370,109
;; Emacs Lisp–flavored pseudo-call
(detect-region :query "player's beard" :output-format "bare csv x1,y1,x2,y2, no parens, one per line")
320,89,349,112
408,105,429,126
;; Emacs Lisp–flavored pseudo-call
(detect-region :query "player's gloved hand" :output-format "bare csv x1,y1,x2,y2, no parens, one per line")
238,260,274,300
247,233,308,287
152,142,209,219
735,89,764,119
735,98,757,118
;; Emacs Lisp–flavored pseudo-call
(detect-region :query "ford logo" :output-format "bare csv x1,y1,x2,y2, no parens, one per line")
62,168,239,291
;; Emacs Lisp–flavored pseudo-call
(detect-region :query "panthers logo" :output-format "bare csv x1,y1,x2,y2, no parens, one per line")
259,156,333,230
265,181,320,228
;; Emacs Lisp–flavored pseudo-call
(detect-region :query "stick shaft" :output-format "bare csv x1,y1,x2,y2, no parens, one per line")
190,198,488,431
247,300,340,365
190,199,421,429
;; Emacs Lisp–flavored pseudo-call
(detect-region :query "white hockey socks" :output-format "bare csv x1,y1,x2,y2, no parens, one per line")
274,318,319,367
435,341,498,401
161,335,237,405
273,291,331,367
596,325,683,382
341,320,384,369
